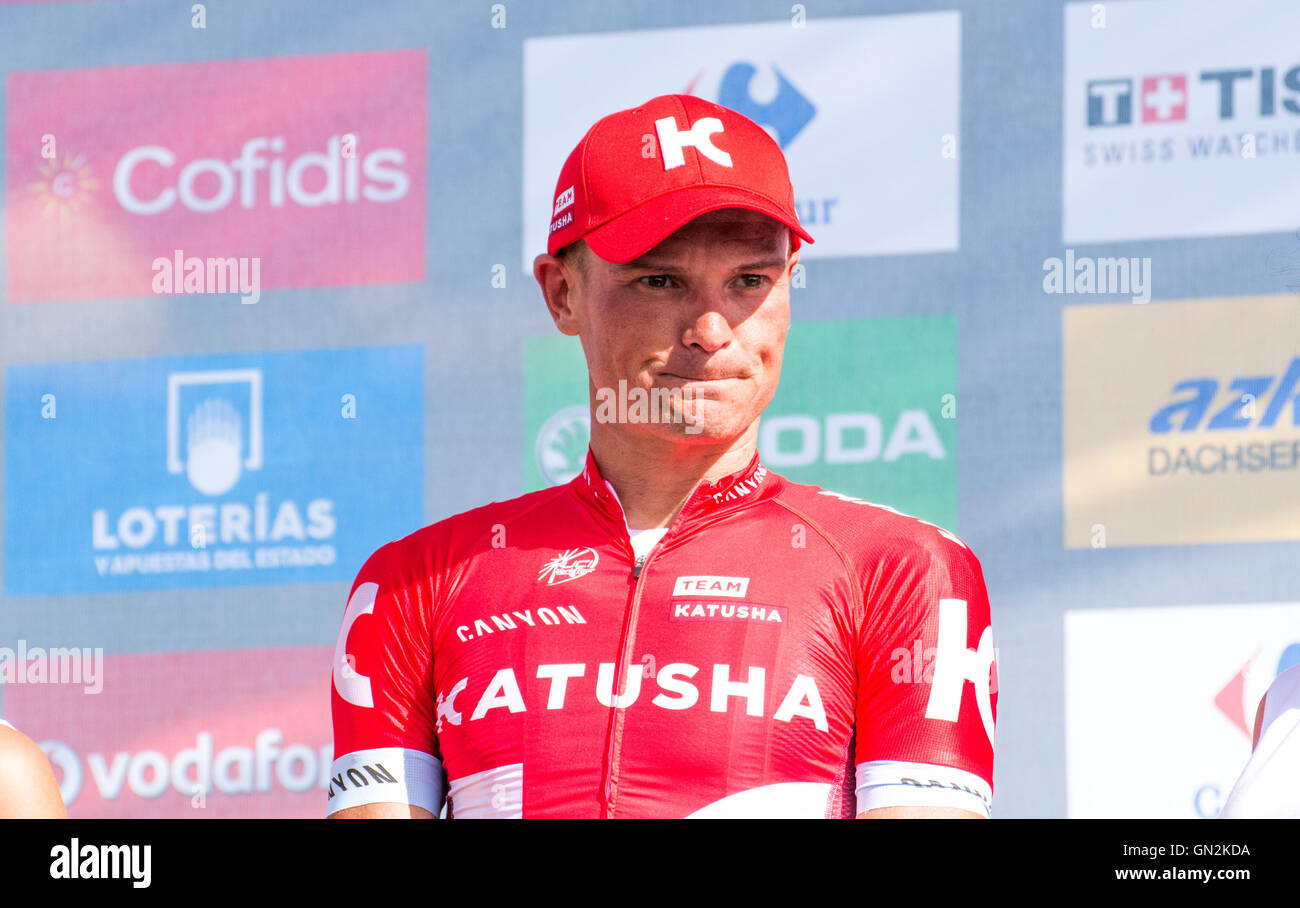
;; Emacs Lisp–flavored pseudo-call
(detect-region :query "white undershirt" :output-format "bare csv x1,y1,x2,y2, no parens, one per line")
628,527,669,563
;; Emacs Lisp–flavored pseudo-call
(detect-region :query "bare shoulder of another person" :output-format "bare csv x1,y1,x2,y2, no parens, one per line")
0,723,68,818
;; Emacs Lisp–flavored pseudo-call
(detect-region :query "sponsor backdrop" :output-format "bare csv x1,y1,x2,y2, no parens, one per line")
0,0,1296,818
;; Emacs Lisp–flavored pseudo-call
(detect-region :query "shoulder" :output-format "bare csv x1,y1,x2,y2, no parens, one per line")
773,477,981,576
0,723,67,818
353,484,573,581
0,721,38,763
1255,663,1300,748
1265,663,1300,703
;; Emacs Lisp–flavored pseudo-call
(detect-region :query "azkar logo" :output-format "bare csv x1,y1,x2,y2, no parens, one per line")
1147,357,1300,477
538,547,599,585
1086,64,1300,126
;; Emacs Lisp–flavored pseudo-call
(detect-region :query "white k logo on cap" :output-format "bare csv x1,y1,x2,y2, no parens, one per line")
545,94,813,262
655,116,733,170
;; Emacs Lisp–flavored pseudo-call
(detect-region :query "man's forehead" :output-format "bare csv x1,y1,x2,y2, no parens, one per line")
621,210,789,266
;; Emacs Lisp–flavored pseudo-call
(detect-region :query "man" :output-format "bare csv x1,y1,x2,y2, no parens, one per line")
0,719,67,818
329,94,996,818
1218,662,1300,818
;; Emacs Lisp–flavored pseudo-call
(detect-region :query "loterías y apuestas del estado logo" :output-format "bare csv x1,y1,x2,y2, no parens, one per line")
90,369,337,578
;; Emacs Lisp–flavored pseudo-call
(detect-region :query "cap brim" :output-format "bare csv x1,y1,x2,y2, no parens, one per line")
581,186,815,265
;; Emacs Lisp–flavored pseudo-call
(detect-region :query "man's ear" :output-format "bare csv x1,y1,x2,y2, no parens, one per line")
533,252,581,337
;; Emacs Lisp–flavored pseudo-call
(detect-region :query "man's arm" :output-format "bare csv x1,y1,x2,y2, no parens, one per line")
852,520,998,819
0,724,67,818
858,806,984,819
1250,693,1267,750
330,802,436,819
328,541,445,819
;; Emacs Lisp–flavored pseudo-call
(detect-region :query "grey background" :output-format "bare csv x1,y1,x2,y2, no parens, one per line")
1,0,1297,819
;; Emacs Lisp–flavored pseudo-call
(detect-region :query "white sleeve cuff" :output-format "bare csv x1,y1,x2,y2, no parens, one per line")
326,747,444,816
855,759,992,818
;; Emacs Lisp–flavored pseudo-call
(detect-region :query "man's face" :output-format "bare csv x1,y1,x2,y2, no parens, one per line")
546,209,796,445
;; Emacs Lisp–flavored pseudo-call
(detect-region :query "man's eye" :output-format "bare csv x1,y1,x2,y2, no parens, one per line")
738,274,768,289
641,275,674,289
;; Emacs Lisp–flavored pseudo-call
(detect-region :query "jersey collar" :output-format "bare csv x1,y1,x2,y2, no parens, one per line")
573,446,781,534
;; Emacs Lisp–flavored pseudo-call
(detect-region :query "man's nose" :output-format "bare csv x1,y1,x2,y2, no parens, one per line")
681,289,733,352
682,309,734,353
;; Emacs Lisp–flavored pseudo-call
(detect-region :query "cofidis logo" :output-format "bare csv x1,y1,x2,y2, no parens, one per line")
5,50,425,303
3,345,423,594
1063,295,1300,547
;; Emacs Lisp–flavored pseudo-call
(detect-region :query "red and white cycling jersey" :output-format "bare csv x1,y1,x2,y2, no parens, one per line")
329,449,997,818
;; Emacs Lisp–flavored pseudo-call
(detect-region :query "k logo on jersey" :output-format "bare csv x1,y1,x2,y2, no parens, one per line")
924,598,996,748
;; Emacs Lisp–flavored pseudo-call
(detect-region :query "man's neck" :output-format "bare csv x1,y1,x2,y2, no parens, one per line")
588,425,758,530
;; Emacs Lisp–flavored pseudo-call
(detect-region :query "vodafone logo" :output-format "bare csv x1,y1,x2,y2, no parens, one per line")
42,729,331,807
113,135,410,215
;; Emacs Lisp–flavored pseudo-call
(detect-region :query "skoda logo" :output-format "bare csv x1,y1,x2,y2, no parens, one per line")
535,405,590,486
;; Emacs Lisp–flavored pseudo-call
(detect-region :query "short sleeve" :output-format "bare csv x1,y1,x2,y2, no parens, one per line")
327,540,444,816
854,530,997,815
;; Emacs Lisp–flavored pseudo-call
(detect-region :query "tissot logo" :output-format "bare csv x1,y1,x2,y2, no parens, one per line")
1086,75,1187,126
1085,67,1300,127
673,576,750,597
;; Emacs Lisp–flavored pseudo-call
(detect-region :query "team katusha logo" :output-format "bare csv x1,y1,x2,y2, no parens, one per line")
535,405,590,486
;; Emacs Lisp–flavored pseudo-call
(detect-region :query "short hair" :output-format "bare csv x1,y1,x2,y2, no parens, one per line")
555,225,793,284
555,240,588,283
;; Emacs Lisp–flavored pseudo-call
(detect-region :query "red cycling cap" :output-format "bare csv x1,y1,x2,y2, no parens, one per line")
545,93,814,263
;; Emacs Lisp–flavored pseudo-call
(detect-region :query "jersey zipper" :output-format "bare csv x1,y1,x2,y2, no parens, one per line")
599,535,665,818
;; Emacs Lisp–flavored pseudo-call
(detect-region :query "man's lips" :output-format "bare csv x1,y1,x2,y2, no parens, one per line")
657,372,743,383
